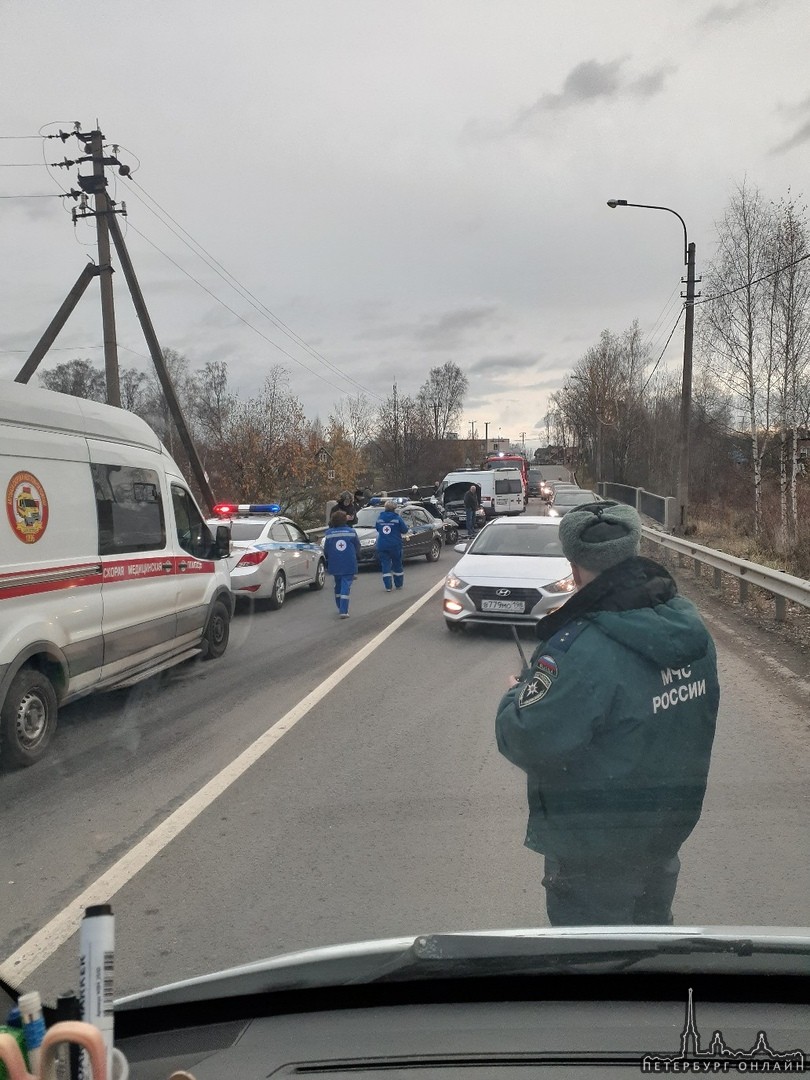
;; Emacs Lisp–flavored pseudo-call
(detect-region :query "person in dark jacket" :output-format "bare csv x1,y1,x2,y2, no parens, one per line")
322,509,361,617
463,484,479,538
375,499,410,591
330,491,358,526
495,501,719,926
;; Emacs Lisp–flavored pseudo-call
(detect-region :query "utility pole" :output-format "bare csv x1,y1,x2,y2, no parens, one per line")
15,122,217,511
89,129,121,407
520,431,526,450
484,421,489,450
678,241,697,531
469,420,476,440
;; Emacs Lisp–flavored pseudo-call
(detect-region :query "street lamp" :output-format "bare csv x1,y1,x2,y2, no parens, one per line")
606,198,697,531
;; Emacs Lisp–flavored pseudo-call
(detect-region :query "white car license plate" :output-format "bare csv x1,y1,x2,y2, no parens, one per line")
481,598,525,613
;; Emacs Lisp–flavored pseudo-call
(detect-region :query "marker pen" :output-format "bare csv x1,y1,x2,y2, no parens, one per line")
18,991,46,1074
79,905,115,1080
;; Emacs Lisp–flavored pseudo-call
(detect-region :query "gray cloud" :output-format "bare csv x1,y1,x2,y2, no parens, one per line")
468,352,539,374
773,117,810,154
700,0,770,25
513,58,670,125
415,305,500,348
464,58,674,142
357,305,500,349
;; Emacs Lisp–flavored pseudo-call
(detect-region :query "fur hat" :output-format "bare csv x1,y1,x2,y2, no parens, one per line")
558,500,641,572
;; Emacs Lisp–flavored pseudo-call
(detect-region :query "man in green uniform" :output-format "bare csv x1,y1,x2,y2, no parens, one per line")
495,501,719,926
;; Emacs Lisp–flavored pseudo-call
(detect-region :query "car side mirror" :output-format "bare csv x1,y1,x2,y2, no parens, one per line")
215,524,230,558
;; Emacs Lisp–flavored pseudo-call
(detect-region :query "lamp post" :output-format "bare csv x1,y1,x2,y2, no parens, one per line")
606,198,696,531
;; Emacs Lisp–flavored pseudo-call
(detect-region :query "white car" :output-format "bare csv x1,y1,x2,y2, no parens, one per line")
207,504,325,609
443,516,577,630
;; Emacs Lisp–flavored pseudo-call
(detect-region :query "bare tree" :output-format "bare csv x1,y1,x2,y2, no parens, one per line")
328,392,374,449
39,358,106,401
698,180,776,537
417,362,469,441
767,194,810,548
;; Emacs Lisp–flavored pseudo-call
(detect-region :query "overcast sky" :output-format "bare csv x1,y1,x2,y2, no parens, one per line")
2,0,808,450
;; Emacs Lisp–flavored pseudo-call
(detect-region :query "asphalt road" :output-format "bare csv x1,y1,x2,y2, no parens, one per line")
1,502,808,1004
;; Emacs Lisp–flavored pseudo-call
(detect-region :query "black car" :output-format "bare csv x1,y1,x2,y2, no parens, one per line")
352,499,443,565
413,496,460,545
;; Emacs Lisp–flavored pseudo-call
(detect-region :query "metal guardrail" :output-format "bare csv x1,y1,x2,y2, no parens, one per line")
640,525,810,621
600,482,676,531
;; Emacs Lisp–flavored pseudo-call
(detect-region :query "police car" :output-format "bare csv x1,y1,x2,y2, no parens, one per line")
208,504,326,608
348,498,444,565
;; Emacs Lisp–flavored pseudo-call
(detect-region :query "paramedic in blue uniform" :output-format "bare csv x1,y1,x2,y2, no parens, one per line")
323,510,361,618
495,501,719,926
375,499,410,591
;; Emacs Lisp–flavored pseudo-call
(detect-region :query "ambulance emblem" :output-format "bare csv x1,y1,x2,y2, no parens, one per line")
6,471,49,544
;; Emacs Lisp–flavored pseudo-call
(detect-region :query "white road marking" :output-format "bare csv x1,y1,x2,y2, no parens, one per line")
1,576,446,985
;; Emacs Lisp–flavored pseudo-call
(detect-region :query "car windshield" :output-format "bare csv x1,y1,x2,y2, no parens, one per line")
227,522,267,542
354,507,384,527
2,0,809,1033
468,524,566,558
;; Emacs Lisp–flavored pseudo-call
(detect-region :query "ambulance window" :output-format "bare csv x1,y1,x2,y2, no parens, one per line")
91,464,166,555
171,486,211,559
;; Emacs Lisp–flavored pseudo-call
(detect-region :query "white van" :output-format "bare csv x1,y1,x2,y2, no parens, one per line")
439,468,524,521
0,383,234,768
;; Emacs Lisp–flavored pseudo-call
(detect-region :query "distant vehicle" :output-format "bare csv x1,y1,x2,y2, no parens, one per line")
208,504,325,608
443,516,576,629
439,468,523,521
482,452,529,504
547,490,603,518
350,498,443,565
527,468,545,497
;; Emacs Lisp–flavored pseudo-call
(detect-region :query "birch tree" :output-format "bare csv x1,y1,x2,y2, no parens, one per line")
698,181,776,537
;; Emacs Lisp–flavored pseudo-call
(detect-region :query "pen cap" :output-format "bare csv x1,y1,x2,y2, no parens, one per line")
17,993,42,1023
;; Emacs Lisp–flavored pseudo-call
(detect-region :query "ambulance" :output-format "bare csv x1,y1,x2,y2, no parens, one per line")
0,382,234,768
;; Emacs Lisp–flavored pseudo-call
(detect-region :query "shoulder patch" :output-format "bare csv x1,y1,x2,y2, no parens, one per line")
536,655,558,679
518,670,553,709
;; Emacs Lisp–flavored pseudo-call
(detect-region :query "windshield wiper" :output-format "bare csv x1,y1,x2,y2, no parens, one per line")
353,932,810,984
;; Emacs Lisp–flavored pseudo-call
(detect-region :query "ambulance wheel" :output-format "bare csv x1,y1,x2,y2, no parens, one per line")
309,559,326,591
426,538,442,562
202,599,230,660
268,572,286,610
1,667,57,768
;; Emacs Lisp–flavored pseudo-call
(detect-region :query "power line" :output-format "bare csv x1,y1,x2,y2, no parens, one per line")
695,251,810,305
0,135,43,140
124,177,381,401
123,220,357,398
0,193,62,199
641,307,684,394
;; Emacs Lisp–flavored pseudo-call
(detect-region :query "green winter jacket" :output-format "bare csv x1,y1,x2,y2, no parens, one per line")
495,557,719,862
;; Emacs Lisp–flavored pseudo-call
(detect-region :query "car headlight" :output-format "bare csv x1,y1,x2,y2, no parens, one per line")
445,574,467,590
547,508,559,517
360,537,376,547
545,574,576,594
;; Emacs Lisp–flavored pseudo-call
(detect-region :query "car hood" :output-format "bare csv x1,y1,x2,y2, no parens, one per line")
115,927,810,1009
455,553,571,586
354,526,378,541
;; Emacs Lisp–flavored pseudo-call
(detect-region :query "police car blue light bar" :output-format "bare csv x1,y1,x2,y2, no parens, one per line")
212,503,281,516
367,496,409,506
